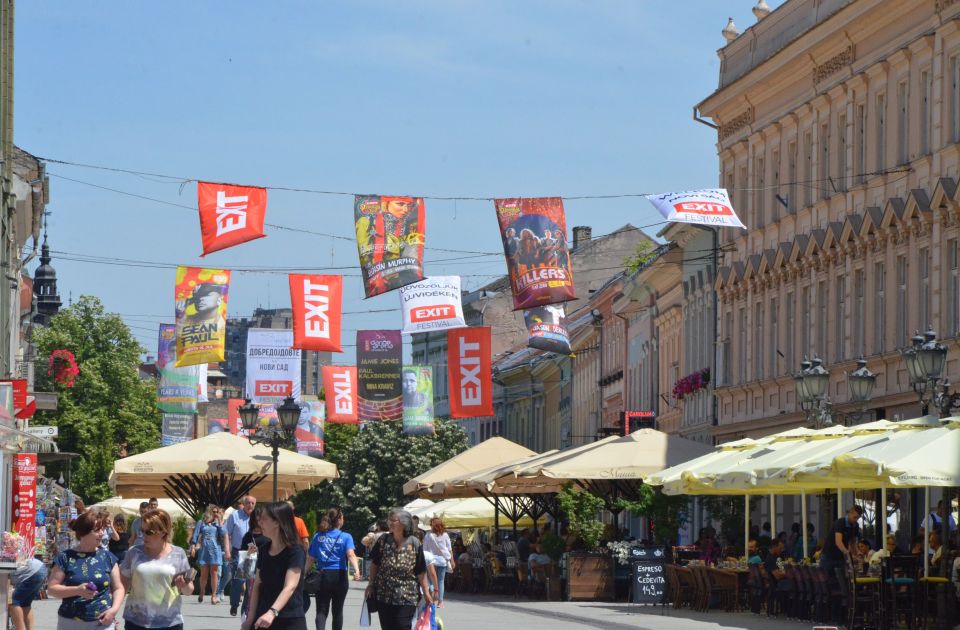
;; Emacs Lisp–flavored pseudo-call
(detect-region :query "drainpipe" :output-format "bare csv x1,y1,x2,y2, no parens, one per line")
616,312,631,420
693,106,719,130
592,310,604,439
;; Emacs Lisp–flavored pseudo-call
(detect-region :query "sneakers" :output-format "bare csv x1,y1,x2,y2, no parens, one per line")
230,607,238,616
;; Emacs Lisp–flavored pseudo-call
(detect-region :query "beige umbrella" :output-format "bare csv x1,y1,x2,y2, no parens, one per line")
402,436,537,498
111,432,338,500
89,496,191,520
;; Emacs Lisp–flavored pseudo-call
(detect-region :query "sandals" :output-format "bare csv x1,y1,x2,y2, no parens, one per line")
211,597,220,605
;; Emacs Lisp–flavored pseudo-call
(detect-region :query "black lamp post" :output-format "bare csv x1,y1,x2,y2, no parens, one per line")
239,396,301,501
901,328,960,416
795,355,876,427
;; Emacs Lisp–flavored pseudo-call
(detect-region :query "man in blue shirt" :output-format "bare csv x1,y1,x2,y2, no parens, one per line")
223,495,256,616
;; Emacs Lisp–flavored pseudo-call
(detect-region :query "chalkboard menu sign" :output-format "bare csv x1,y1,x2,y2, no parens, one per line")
630,546,667,605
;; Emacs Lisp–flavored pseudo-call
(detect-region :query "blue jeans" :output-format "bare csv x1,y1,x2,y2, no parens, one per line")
227,551,243,609
434,564,447,602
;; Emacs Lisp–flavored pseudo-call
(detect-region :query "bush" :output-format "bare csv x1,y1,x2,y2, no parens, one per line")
172,517,189,550
539,532,565,562
557,485,605,551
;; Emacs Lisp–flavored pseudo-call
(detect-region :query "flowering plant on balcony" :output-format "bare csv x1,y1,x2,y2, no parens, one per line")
47,349,79,388
672,368,710,401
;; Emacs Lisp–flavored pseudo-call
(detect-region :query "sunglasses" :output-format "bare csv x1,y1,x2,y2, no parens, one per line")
143,529,167,537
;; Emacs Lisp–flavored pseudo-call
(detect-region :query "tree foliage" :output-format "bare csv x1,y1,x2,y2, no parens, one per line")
615,485,690,545
557,484,605,551
32,296,162,503
295,419,467,543
623,240,657,275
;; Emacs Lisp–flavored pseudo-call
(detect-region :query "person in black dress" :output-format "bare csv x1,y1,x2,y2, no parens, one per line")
242,502,306,630
108,514,130,565
240,510,270,619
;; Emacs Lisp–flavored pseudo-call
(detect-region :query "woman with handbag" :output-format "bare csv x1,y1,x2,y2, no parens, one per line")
305,507,361,630
365,509,433,630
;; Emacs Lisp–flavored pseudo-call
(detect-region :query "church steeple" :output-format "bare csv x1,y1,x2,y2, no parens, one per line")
33,218,61,326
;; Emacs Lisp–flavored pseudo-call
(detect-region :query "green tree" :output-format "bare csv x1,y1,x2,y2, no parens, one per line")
623,240,657,274
296,419,467,543
615,485,690,545
557,484,605,551
32,296,162,503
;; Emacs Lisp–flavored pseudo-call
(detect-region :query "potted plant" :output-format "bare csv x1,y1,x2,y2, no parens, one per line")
557,485,614,601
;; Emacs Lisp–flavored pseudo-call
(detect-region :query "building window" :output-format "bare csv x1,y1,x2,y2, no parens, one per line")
771,148,780,221
754,155,765,227
819,121,830,200
897,81,908,165
856,103,866,184
896,255,908,347
876,93,886,170
738,307,747,384
786,291,796,369
770,297,779,377
722,311,733,385
835,276,845,362
788,140,798,212
754,302,764,381
875,262,886,354
921,69,932,155
854,269,865,357
952,56,960,144
801,286,811,358
817,281,828,358
804,130,814,207
919,247,930,330
738,165,749,224
948,240,960,336
838,113,847,191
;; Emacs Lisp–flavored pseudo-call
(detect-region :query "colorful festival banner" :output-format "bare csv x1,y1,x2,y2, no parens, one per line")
354,195,425,297
644,188,746,229
357,330,403,422
322,366,359,424
494,197,575,310
157,324,199,446
197,182,267,256
12,453,37,543
524,304,571,354
402,365,434,436
227,398,251,435
447,327,494,418
245,328,302,404
175,266,230,367
289,274,343,352
161,414,195,446
399,276,466,334
295,400,325,457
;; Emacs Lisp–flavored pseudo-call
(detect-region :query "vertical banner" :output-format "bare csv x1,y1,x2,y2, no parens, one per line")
197,182,268,255
644,189,746,229
289,274,343,352
175,266,230,367
354,195,426,297
399,276,466,334
12,453,37,543
402,366,434,436
245,329,302,404
494,197,575,310
356,330,403,422
322,366,359,424
524,304,571,354
447,327,494,418
227,398,250,435
295,401,325,458
157,324,198,446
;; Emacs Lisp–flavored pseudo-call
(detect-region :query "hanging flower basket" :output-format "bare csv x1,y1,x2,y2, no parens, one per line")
672,368,710,401
48,349,79,388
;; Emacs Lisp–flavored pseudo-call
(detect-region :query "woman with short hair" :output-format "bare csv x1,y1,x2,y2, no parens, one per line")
242,502,307,630
365,509,432,630
120,508,194,630
108,514,130,565
190,504,226,604
46,509,125,630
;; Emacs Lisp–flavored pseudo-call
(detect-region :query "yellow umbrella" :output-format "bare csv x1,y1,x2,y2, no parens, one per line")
403,437,536,498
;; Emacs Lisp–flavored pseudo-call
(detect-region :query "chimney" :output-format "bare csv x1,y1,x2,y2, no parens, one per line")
572,226,592,251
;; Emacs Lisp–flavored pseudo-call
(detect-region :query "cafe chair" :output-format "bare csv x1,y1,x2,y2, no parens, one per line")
882,555,917,630
845,556,882,630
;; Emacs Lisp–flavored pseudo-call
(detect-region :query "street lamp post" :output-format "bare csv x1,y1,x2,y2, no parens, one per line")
794,355,876,427
901,328,960,416
238,396,301,502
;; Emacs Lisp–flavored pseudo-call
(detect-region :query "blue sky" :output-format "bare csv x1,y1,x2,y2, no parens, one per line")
15,2,779,361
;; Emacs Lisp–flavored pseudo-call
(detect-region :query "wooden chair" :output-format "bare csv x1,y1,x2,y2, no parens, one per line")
675,566,697,610
690,564,714,611
707,567,739,611
747,564,766,614
665,564,686,609
515,562,530,599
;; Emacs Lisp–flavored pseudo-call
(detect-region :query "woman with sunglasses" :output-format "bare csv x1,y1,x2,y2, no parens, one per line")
120,509,194,630
305,507,361,630
190,504,226,605
242,502,307,630
47,509,125,630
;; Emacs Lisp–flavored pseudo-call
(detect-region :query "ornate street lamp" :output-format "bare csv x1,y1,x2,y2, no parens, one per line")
900,328,960,417
239,396,301,501
847,358,877,403
795,355,876,427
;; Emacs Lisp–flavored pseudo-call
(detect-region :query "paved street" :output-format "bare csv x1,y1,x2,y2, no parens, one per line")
31,581,812,630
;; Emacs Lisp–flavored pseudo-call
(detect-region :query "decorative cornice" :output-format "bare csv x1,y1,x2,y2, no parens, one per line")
719,108,755,141
814,46,855,85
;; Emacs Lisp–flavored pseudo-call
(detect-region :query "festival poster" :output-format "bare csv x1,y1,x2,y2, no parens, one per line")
227,398,251,435
175,266,231,367
356,330,403,422
12,453,37,543
644,188,746,229
447,327,494,418
289,274,343,352
399,276,466,334
321,366,359,424
494,197,575,310
295,400,325,458
524,304,571,354
197,182,267,256
157,324,199,445
402,366,434,436
161,413,194,445
245,328,302,404
354,195,425,297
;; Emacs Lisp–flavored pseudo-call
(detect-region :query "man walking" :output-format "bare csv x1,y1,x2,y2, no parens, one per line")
223,495,256,616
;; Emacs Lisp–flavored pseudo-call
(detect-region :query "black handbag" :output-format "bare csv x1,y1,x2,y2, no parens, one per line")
303,570,324,595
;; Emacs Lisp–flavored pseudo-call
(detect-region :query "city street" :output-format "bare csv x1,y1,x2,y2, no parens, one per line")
29,582,812,630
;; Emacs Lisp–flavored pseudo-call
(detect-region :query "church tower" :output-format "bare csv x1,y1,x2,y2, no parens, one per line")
33,225,61,326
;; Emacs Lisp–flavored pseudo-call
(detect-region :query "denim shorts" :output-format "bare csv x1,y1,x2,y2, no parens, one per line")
12,564,48,607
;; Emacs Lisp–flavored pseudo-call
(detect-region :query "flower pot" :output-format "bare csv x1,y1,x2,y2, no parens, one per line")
566,552,615,601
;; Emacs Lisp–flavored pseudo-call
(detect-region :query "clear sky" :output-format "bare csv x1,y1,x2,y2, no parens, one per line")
15,2,780,362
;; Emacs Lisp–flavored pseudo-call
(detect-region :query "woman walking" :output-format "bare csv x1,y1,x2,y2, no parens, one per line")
365,508,432,630
120,508,194,630
46,509,125,630
306,507,361,630
239,509,270,619
422,517,453,604
190,504,226,604
242,502,307,630
108,514,130,565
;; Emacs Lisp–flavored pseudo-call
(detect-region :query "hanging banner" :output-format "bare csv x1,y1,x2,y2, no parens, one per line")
402,366,434,436
295,400,325,458
494,197,575,310
447,327,494,418
289,274,343,352
524,304,571,354
354,195,425,297
322,366,359,424
157,324,199,446
644,188,746,229
227,398,250,435
399,276,466,334
245,329,302,404
357,330,403,422
161,414,194,446
175,266,230,367
12,453,37,543
197,181,268,256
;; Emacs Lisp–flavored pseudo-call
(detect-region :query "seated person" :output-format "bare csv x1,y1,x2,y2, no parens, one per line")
747,539,763,565
857,540,874,564
929,532,943,567
869,534,899,569
764,540,792,592
527,543,552,573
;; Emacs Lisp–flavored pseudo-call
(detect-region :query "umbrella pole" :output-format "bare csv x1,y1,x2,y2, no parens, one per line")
744,495,750,555
924,486,930,579
801,491,808,561
837,488,843,518
881,485,888,543
770,494,776,534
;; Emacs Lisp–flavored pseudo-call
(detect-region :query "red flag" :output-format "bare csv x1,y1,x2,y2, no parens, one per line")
197,182,267,256
322,366,359,423
447,327,493,418
289,274,343,352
